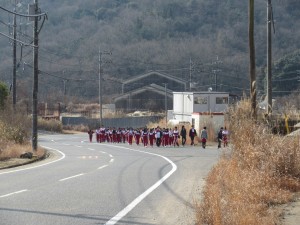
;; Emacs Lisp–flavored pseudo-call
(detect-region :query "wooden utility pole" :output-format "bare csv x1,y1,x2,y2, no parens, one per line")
32,0,39,151
267,0,273,115
164,83,167,126
98,48,112,126
12,0,17,108
249,0,257,119
98,47,102,126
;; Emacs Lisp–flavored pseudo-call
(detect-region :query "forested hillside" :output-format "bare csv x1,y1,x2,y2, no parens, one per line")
0,0,299,104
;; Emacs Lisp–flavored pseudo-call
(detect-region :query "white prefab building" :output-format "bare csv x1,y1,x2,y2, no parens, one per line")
171,92,229,137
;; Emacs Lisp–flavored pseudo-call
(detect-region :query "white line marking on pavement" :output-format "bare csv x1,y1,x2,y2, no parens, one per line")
98,165,108,170
109,154,113,158
88,148,95,151
0,147,66,175
100,151,106,154
104,145,177,225
62,143,70,146
0,189,28,198
109,159,114,163
74,145,82,148
59,173,84,182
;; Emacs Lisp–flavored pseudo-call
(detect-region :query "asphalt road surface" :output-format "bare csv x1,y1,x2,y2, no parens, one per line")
0,133,221,225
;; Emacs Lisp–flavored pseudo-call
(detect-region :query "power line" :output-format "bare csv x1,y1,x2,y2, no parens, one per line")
0,5,47,19
23,62,99,82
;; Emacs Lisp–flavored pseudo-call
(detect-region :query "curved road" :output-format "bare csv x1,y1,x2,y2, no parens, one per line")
0,133,220,225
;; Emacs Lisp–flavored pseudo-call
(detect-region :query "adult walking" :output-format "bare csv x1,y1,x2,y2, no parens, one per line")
189,125,197,146
217,127,223,148
180,125,187,146
87,129,94,142
200,126,208,149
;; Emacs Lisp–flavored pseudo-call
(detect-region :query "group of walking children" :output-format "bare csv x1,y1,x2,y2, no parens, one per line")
88,126,182,148
87,125,206,148
88,125,229,149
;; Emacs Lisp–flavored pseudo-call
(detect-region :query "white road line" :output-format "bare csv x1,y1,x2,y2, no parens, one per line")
62,143,70,146
104,145,177,225
74,145,82,148
109,154,113,158
109,159,114,163
100,151,106,154
0,147,66,175
98,165,108,170
88,148,95,151
59,173,84,182
0,189,28,198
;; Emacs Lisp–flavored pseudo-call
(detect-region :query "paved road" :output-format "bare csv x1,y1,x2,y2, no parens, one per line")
0,133,221,225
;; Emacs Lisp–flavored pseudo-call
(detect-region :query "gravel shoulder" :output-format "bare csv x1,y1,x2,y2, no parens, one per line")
281,194,300,225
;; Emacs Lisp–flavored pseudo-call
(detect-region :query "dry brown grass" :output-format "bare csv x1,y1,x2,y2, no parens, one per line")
38,118,63,133
0,140,45,160
0,105,31,144
63,124,88,132
0,103,45,161
196,100,300,225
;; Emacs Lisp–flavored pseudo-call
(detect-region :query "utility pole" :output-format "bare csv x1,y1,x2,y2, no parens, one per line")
267,0,273,115
212,56,222,92
163,83,167,126
189,58,193,91
32,0,39,151
249,0,257,119
63,78,67,109
98,47,102,126
212,69,221,92
98,48,111,126
12,0,17,108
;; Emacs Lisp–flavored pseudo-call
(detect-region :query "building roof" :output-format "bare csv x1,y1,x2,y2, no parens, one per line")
173,91,229,95
122,71,187,86
114,83,173,102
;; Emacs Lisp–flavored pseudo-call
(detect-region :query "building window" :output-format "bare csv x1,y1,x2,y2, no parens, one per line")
194,96,208,104
216,97,228,104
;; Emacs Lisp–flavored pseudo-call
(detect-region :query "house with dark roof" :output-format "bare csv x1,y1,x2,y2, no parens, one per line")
114,71,187,112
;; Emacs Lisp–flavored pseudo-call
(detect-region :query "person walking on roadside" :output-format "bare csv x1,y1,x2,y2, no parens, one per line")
149,128,155,147
142,127,149,147
155,126,162,147
217,127,223,149
127,127,134,145
134,128,141,145
200,126,208,149
189,125,197,146
88,129,94,142
172,126,180,147
180,125,187,146
222,126,229,147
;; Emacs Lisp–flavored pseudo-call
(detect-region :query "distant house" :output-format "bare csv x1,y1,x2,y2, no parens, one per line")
171,91,229,135
114,71,187,112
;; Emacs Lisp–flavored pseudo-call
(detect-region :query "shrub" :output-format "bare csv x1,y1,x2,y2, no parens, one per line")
38,118,63,133
0,104,30,144
196,99,300,225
